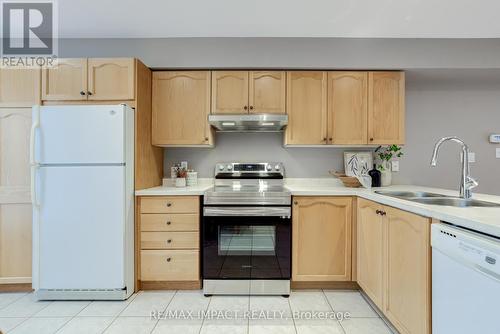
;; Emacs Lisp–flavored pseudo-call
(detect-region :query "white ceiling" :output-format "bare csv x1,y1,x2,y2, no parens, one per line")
59,0,500,38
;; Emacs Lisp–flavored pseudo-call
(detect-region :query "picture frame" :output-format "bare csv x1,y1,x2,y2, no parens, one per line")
344,151,373,176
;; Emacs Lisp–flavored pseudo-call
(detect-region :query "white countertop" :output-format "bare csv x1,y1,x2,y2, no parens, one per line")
135,178,500,238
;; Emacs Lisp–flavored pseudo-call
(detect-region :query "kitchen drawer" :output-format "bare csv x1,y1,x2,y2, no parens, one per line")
141,232,199,249
141,214,199,232
140,196,199,214
141,250,199,281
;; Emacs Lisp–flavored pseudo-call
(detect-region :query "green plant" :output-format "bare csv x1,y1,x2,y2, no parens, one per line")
375,145,404,171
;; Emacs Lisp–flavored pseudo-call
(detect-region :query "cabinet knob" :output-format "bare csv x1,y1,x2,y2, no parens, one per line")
293,201,298,205
166,257,171,262
243,106,248,110
205,137,209,141
80,91,86,96
323,137,327,142
329,138,333,142
376,210,380,215
167,239,172,244
166,221,171,225
249,106,254,110
370,138,374,142
381,211,387,216
87,91,93,96
166,202,172,207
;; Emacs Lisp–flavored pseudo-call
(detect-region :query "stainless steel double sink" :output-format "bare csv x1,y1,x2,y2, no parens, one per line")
375,191,500,208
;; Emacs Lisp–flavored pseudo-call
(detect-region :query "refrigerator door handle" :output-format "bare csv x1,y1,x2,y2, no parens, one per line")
31,164,40,207
30,105,40,165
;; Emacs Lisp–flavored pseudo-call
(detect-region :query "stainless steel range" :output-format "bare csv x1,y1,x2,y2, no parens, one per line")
202,162,291,296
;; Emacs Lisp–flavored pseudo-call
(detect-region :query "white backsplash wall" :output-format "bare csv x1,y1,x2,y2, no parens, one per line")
163,132,374,178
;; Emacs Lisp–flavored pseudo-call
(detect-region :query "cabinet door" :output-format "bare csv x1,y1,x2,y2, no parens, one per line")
211,71,248,114
357,198,384,309
0,108,32,285
384,206,430,334
328,72,368,144
249,71,285,114
285,72,327,145
41,58,87,100
368,72,405,144
152,71,212,146
292,197,352,281
0,67,41,107
88,58,135,100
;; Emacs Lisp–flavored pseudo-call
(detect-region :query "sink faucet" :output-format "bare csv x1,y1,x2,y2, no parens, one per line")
430,136,478,199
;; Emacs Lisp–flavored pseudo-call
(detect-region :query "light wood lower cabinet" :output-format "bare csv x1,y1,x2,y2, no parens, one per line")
384,206,431,334
357,198,384,309
138,196,200,290
141,250,199,281
357,199,431,334
292,196,352,282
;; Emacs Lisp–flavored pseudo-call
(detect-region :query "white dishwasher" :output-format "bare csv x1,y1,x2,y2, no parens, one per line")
431,223,500,334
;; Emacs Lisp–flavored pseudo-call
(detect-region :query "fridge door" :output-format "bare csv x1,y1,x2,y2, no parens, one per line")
34,165,126,289
34,105,126,164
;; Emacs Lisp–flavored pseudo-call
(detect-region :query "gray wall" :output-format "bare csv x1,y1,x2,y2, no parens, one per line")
164,78,500,195
59,38,500,69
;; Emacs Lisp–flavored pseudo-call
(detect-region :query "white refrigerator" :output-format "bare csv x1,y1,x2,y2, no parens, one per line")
30,104,135,300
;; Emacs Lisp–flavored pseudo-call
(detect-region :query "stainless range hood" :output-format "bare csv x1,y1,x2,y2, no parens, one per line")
208,114,288,132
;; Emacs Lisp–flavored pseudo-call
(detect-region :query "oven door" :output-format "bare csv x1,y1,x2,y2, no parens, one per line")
202,206,291,280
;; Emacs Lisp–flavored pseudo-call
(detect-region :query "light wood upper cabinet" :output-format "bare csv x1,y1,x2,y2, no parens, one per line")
0,108,32,284
42,58,88,101
368,72,405,144
0,67,41,107
384,206,430,334
285,71,327,145
292,196,352,282
249,71,286,114
328,72,368,144
357,198,384,309
212,71,249,114
152,71,212,146
87,58,135,100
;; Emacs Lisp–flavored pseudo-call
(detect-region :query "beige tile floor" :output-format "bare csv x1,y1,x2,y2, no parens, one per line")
0,290,395,334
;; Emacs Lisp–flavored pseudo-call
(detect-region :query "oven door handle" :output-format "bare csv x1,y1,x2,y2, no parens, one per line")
203,206,291,218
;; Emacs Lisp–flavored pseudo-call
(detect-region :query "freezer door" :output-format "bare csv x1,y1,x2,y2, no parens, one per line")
34,165,127,289
33,105,127,164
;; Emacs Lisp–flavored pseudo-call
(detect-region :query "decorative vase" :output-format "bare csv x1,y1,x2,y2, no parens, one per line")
368,164,381,187
380,162,392,187
175,177,186,187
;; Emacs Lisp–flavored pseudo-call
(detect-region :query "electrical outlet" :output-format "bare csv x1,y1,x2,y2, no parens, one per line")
496,148,500,158
391,160,400,172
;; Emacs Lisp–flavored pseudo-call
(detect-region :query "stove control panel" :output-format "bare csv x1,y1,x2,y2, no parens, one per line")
214,162,285,177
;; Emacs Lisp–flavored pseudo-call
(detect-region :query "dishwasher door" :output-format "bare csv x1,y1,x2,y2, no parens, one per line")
431,223,500,334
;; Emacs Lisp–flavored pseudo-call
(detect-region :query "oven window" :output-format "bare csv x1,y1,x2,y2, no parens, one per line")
219,226,276,256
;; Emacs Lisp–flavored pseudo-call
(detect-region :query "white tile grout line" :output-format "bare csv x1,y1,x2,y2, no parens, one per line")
148,290,177,334
2,292,56,333
286,293,299,334
321,289,347,334
0,292,28,311
357,290,399,334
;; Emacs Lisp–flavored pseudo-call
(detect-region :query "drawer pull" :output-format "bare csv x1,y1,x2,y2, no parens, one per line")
167,239,172,244
166,202,172,207
166,221,171,225
166,257,172,262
